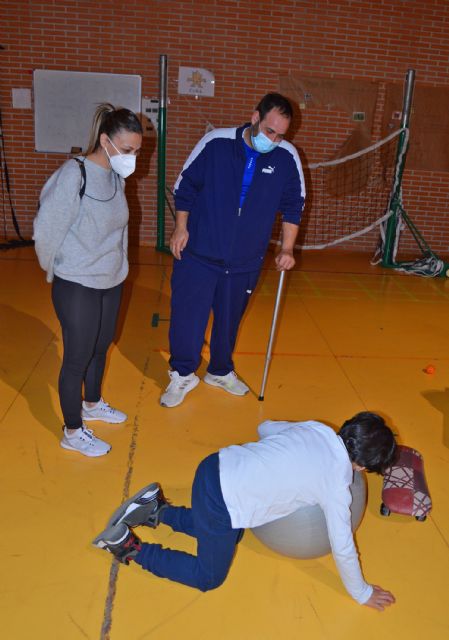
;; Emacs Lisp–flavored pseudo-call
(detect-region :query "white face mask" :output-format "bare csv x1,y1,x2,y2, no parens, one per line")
105,137,136,178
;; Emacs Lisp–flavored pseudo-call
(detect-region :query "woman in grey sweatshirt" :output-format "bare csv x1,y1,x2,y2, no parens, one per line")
34,103,143,457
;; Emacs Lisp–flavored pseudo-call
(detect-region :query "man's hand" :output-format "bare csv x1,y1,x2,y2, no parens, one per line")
364,585,396,612
275,249,295,271
170,227,189,259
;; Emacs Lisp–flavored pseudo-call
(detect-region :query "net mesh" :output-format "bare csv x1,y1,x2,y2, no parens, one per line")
272,128,405,250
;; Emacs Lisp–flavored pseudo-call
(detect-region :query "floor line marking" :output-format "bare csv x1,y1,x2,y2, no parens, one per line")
99,359,149,640
349,274,378,300
100,262,169,639
297,296,368,408
150,347,448,361
391,277,420,301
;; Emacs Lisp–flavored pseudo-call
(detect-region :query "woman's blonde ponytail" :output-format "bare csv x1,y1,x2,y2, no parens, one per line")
85,103,115,155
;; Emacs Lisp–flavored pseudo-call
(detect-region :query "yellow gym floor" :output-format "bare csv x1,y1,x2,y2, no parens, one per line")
1,247,448,640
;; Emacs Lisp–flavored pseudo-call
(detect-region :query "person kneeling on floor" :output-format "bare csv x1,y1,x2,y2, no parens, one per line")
93,411,397,611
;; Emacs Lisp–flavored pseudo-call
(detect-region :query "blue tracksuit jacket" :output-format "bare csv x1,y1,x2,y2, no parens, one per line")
174,124,306,273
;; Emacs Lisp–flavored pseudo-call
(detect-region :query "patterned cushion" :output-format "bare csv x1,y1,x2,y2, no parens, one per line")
382,445,432,517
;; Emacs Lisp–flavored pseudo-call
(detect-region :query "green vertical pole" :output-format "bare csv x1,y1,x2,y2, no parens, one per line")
156,54,168,252
381,69,415,267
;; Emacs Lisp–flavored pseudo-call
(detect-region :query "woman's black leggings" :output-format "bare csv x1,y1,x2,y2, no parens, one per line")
51,276,123,429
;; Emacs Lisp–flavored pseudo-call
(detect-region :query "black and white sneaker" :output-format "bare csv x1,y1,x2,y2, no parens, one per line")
106,483,168,529
92,522,142,565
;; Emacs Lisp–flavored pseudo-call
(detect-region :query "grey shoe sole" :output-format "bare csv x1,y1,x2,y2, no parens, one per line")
60,439,111,457
106,483,160,528
92,523,123,549
81,413,127,424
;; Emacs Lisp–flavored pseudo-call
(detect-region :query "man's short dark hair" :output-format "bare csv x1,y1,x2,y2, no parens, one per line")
255,93,293,121
338,412,397,474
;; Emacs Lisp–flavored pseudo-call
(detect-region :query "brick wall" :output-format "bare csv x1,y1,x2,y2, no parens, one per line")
1,0,449,257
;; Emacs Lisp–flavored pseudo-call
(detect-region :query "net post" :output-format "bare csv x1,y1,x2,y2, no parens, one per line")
156,54,169,253
381,69,415,268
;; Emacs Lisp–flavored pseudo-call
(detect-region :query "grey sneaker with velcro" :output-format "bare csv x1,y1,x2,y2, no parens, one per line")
92,522,142,565
106,483,169,529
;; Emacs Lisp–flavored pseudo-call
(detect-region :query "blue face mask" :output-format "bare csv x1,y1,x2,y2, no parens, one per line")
250,122,279,154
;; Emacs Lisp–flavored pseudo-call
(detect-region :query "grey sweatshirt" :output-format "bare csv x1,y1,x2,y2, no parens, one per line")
33,157,129,288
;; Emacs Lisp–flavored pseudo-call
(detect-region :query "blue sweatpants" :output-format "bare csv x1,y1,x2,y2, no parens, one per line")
133,453,243,592
169,254,260,376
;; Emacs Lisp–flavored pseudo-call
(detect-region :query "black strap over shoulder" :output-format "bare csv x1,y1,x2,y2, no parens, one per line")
73,158,87,199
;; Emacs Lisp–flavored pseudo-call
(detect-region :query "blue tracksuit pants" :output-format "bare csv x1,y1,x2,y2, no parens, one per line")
133,453,243,591
169,253,261,376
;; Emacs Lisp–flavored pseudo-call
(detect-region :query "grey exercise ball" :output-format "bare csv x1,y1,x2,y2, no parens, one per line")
251,470,367,559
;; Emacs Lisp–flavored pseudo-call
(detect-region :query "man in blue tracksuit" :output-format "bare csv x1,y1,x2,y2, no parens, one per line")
160,93,306,407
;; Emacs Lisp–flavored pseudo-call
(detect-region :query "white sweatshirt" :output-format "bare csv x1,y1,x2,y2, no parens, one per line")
218,420,373,604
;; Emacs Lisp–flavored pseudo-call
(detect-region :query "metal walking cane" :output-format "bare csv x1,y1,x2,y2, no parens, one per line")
258,269,286,401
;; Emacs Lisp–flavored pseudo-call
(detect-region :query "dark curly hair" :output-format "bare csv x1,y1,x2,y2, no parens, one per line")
338,412,397,474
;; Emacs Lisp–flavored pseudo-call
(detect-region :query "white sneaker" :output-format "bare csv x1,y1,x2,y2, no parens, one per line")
160,371,199,408
60,424,111,457
203,371,249,396
81,398,127,424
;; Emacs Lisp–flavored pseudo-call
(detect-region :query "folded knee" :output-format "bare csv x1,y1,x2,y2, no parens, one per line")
197,575,226,592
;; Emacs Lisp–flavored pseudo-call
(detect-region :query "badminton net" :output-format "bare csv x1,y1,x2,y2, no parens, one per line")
272,128,405,251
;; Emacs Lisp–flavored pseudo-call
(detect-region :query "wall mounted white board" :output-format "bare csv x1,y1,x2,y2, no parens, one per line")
33,69,142,153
